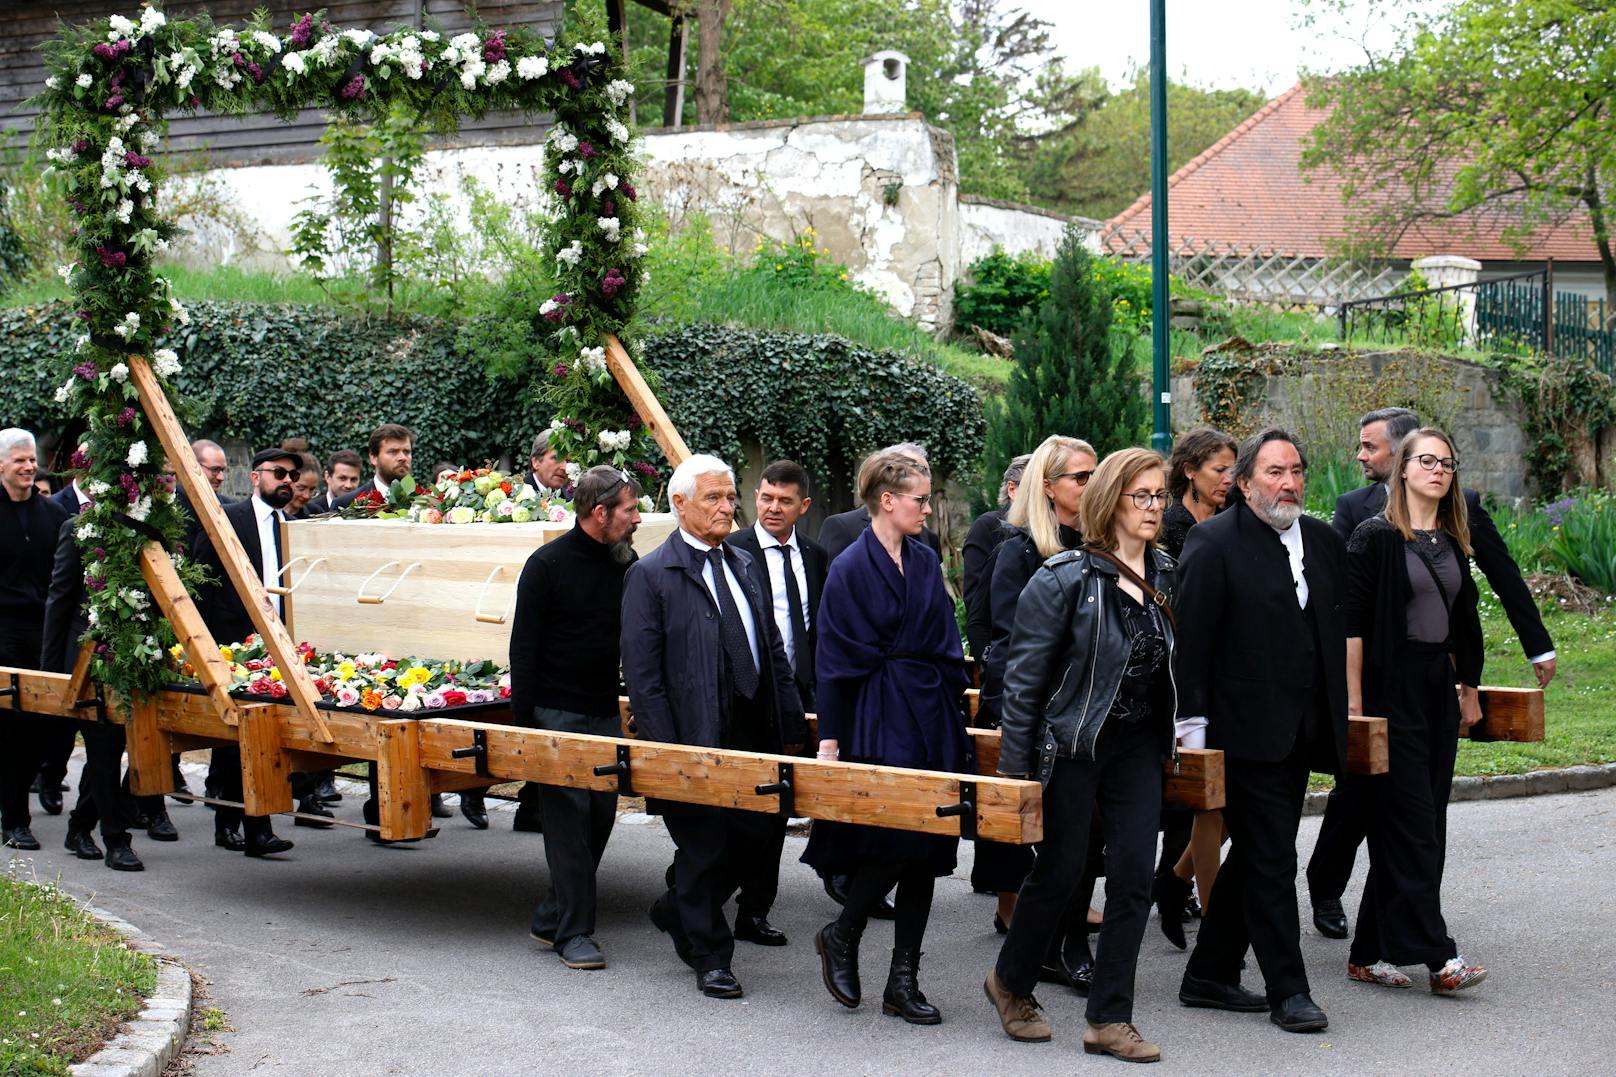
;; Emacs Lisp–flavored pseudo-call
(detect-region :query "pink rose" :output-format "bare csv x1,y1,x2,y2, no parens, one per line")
423,691,447,709
334,685,361,707
548,506,570,523
420,508,443,525
381,694,403,710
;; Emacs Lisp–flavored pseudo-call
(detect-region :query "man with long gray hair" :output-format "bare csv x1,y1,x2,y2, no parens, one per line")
1172,428,1348,1034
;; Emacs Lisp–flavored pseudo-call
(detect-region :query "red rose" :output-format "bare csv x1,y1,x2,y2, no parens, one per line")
381,660,397,671
314,676,333,694
269,681,289,699
441,689,468,707
499,685,511,698
500,481,512,495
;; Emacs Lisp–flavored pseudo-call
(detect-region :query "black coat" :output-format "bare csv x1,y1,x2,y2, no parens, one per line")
1333,483,1551,659
190,497,273,647
981,523,1081,714
40,516,87,675
302,491,335,517
725,524,826,709
1173,501,1348,770
962,509,1010,659
621,531,806,753
47,484,82,517
816,505,941,564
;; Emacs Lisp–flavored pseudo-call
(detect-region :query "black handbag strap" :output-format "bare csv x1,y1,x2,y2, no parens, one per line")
1084,546,1176,628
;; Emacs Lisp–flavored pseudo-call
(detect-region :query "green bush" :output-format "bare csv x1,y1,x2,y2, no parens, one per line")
1304,456,1365,519
952,250,1052,338
1547,491,1616,595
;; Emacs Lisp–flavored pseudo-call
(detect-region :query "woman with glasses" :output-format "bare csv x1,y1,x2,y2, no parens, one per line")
1343,428,1488,993
807,450,972,1025
978,435,1098,956
985,448,1176,1062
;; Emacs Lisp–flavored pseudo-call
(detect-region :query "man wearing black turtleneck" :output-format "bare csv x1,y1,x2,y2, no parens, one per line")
0,428,71,850
510,465,643,972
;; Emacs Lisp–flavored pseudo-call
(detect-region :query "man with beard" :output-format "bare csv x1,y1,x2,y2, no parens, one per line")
1172,428,1348,1034
190,447,305,858
333,424,414,510
510,466,643,970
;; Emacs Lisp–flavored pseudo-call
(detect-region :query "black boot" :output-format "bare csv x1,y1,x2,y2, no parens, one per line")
815,921,862,1007
65,828,103,860
882,948,941,1025
1153,869,1191,950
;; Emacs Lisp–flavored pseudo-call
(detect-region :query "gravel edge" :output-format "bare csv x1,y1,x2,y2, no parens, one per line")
66,902,194,1077
1304,761,1616,813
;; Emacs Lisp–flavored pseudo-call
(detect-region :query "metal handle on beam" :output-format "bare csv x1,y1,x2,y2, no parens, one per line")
266,555,327,597
935,780,977,840
450,728,492,779
473,565,512,624
356,560,421,605
754,760,794,818
592,744,633,795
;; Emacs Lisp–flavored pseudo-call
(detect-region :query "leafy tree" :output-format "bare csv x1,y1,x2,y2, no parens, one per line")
982,226,1148,496
1301,0,1616,308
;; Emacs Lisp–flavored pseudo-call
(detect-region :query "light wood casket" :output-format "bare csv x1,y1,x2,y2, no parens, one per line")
278,514,677,664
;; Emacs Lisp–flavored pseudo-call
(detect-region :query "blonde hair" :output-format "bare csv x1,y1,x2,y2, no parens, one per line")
1007,435,1097,559
1385,427,1471,555
1081,447,1167,551
859,450,930,513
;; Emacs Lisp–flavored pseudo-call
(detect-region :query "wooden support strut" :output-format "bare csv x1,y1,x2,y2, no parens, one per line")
126,354,333,743
603,333,691,468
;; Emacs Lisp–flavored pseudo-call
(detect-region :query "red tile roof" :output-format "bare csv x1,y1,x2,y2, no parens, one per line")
1103,84,1601,263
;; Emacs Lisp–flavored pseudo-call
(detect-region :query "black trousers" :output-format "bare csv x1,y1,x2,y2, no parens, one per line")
37,721,78,790
657,807,782,973
1305,781,1367,902
529,708,619,947
1185,722,1314,1003
0,626,49,831
208,747,273,839
997,717,1162,1023
1349,645,1460,969
838,862,936,952
66,721,136,845
736,814,788,919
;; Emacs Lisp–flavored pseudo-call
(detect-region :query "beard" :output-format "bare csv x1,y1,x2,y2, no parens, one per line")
261,484,295,509
1248,486,1302,529
609,538,636,564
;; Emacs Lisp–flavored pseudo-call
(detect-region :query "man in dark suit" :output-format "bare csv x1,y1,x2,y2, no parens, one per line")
722,459,827,946
622,454,806,1000
302,449,362,517
1173,428,1347,1034
1306,406,1557,937
332,424,413,510
817,442,943,562
33,447,93,816
526,429,572,496
190,446,305,858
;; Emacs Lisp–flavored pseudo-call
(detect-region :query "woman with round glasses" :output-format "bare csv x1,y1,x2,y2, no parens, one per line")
1344,427,1487,994
985,448,1176,1062
979,435,1097,969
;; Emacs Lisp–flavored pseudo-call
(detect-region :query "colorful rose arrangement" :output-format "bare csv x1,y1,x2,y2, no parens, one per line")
338,468,579,525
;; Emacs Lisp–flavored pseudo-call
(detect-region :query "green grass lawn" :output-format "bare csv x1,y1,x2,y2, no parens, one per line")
0,872,156,1077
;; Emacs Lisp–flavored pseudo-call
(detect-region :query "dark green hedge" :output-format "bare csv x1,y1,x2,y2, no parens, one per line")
2,303,983,480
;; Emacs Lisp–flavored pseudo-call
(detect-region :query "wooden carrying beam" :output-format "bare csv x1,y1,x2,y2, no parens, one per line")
126,354,333,743
125,695,175,797
1347,716,1389,775
139,544,241,728
1469,686,1546,743
603,333,691,467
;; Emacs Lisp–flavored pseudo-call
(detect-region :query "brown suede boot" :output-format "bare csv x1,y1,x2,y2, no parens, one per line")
984,969,1052,1042
1082,1021,1161,1063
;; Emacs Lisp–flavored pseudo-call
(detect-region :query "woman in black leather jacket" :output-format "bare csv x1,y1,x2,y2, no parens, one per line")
984,448,1176,1064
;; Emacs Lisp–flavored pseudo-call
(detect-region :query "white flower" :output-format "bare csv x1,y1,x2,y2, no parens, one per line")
126,440,148,467
76,74,93,89
449,32,480,54
598,430,618,453
517,55,549,79
139,128,159,149
606,118,629,143
638,495,654,512
580,41,607,56
152,348,182,377
109,15,136,37
548,418,565,432
45,76,60,90
282,52,306,76
56,262,75,282
85,481,110,498
369,42,394,66
420,30,440,43
459,68,479,90
596,216,622,242
115,199,134,224
109,362,129,383
175,64,197,89
119,587,150,611
579,345,607,373
126,496,152,523
486,60,509,84
538,298,558,316
54,380,73,404
252,31,281,54
113,312,140,340
556,240,583,267
591,172,619,196
169,297,190,326
606,79,635,105
129,172,151,194
140,8,166,34
75,523,97,542
565,462,582,483
343,29,374,47
548,126,577,152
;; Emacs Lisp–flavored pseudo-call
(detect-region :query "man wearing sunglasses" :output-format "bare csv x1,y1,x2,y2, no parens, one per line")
190,446,306,859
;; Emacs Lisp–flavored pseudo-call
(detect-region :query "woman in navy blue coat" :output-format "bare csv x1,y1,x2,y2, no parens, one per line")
806,449,972,1025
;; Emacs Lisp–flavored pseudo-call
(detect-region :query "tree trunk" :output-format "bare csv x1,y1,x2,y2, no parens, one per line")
692,0,731,126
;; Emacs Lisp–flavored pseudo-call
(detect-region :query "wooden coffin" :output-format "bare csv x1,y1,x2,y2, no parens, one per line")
278,514,678,664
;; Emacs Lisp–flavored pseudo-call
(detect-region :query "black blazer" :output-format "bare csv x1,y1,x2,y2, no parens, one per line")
190,497,272,647
332,478,379,511
962,509,1010,659
1173,500,1349,770
1333,483,1551,658
725,524,827,708
302,491,335,517
817,505,942,564
47,484,82,517
40,516,87,675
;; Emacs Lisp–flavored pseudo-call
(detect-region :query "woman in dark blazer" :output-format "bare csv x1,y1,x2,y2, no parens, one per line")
1344,427,1488,993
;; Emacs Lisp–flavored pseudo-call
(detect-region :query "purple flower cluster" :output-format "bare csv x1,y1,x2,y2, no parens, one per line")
73,361,98,381
104,94,125,111
93,38,132,62
554,178,573,198
290,13,315,49
631,460,658,478
626,413,643,431
248,61,265,83
70,447,92,470
72,138,90,154
116,407,137,427
601,267,627,298
124,151,152,168
602,200,616,217
92,547,106,560
340,75,366,100
553,363,569,378
558,66,582,89
118,473,140,502
97,247,127,269
578,141,598,159
85,575,107,592
483,30,507,64
621,182,638,202
542,293,573,322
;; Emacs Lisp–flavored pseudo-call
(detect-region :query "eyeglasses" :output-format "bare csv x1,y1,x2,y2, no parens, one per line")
1052,470,1094,486
201,465,228,476
1412,454,1459,475
893,492,932,507
1125,491,1170,510
256,466,302,480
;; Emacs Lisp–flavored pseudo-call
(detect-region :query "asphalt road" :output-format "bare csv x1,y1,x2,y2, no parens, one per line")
15,760,1616,1076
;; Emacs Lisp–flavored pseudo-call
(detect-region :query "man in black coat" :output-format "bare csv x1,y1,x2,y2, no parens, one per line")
722,459,827,946
332,424,413,510
622,454,805,1000
33,450,92,815
817,443,943,563
302,449,362,517
190,447,304,858
1173,428,1347,1034
1305,406,1556,937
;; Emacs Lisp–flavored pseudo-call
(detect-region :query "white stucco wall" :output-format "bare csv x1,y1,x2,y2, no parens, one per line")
957,196,1100,265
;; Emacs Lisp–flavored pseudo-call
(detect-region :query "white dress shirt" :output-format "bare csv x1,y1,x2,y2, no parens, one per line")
252,494,285,616
1275,520,1309,608
71,480,92,508
680,528,760,669
753,521,810,668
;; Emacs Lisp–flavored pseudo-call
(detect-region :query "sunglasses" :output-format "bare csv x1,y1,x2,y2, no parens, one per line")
1052,470,1094,486
256,465,302,480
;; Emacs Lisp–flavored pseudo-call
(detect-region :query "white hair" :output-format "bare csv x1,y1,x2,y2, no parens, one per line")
0,428,36,457
669,453,734,501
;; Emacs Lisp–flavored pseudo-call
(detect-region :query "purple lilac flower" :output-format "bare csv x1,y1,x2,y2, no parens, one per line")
70,448,91,470
621,182,638,202
124,151,152,168
118,473,140,501
92,547,106,559
97,247,127,269
104,94,125,111
71,138,90,154
93,42,117,61
553,363,569,378
73,361,98,381
483,30,507,64
554,178,572,198
602,200,616,217
577,141,597,159
116,407,137,427
558,66,581,89
601,268,626,298
248,61,264,83
85,575,106,592
290,13,314,48
340,75,366,100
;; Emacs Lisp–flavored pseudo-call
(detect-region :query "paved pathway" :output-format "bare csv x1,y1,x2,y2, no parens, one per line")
17,761,1616,1075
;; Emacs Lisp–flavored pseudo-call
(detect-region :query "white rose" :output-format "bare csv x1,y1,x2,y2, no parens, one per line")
76,74,93,89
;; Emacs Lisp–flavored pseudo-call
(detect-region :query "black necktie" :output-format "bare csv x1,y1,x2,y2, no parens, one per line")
707,546,759,699
270,509,285,615
776,544,807,672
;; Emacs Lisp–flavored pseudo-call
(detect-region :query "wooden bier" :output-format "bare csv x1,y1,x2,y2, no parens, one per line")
604,333,691,467
1469,686,1546,743
1347,716,1390,775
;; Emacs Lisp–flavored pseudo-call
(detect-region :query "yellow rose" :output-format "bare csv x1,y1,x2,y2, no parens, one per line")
220,646,234,663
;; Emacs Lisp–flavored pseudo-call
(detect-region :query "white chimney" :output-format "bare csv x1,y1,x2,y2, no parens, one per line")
862,51,910,115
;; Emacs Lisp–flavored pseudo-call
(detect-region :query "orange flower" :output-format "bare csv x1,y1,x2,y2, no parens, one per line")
360,688,383,711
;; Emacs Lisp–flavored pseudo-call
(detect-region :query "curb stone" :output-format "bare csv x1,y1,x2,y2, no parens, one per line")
68,902,194,1077
1303,761,1616,813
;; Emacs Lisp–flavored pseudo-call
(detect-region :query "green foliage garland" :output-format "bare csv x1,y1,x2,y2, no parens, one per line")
33,4,647,699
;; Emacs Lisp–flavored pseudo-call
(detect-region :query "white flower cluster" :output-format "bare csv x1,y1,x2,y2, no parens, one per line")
126,439,147,467
517,55,549,80
596,216,622,242
119,586,151,612
56,262,76,282
76,522,98,543
152,348,182,378
565,461,583,484
605,79,635,105
548,418,566,432
548,125,578,153
597,429,632,452
99,136,128,190
591,172,619,197
606,118,629,143
54,379,74,404
109,362,129,383
393,35,427,79
282,51,307,76
108,14,136,38
441,32,487,89
579,345,607,373
556,240,584,267
127,495,152,523
252,30,281,54
112,312,140,340
76,73,94,89
577,42,608,56
140,8,166,35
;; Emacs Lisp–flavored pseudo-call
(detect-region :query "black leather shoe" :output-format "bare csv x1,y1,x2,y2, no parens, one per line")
146,813,179,842
1153,870,1192,950
294,795,335,828
734,913,788,946
882,948,941,1024
815,922,861,1007
104,842,144,871
650,898,696,969
512,804,544,833
65,829,103,860
244,833,294,858
822,873,851,906
459,792,489,830
38,787,64,815
1312,898,1349,939
125,802,151,830
698,968,743,999
1270,992,1328,1032
3,827,41,851
1179,972,1269,1012
316,775,342,803
214,827,246,852
430,793,452,819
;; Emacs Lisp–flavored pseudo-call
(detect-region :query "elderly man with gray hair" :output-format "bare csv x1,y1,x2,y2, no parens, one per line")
622,453,805,1000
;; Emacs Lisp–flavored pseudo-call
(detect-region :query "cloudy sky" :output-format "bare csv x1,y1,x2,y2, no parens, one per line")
1016,0,1448,97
